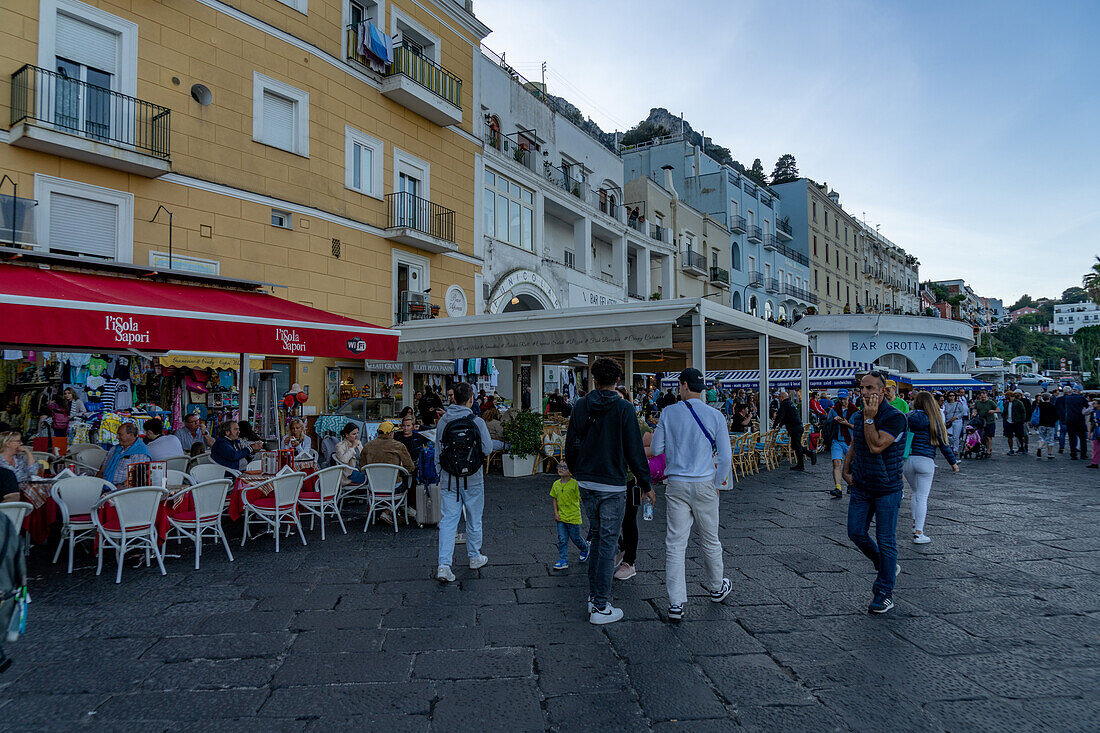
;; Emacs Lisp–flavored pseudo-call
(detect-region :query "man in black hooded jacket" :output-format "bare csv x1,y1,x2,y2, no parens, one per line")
565,357,653,625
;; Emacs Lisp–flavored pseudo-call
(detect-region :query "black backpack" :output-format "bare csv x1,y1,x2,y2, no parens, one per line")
439,416,485,486
820,413,838,447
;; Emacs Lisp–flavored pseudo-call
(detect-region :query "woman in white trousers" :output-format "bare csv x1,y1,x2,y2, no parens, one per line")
904,391,960,544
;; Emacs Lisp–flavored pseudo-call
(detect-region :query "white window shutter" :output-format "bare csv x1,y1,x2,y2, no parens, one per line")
49,192,118,259
56,13,119,75
262,91,296,152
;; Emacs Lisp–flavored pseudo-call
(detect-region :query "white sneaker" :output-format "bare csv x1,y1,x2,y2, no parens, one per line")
913,533,932,544
588,604,624,625
708,577,733,603
896,562,902,576
469,554,488,570
436,565,455,583
587,596,597,614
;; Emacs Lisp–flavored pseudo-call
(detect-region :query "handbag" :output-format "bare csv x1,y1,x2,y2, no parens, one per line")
684,401,731,490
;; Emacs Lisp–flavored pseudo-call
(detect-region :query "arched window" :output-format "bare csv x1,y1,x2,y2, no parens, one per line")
749,295,758,316
930,353,960,374
732,291,742,311
778,305,788,321
764,300,774,319
875,353,917,372
732,243,742,271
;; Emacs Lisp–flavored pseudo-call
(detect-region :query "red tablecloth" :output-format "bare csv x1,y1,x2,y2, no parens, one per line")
94,501,170,549
22,498,58,546
227,469,317,521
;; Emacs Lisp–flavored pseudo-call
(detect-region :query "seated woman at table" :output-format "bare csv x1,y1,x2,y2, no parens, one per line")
281,418,313,455
212,421,263,471
481,408,505,452
333,423,366,485
99,424,151,487
0,432,38,488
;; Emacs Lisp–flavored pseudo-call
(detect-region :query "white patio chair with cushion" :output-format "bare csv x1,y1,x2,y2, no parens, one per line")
240,472,306,553
186,453,215,473
0,501,33,532
62,445,107,476
189,463,231,485
163,455,190,473
51,474,113,573
297,466,347,541
245,460,261,472
29,451,57,472
166,479,233,569
166,469,193,487
91,486,168,584
362,463,410,534
335,462,369,509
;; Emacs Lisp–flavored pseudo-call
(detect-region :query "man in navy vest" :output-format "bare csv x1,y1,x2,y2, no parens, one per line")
842,371,908,614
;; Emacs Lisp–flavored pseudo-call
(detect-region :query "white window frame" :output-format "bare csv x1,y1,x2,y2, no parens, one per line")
275,0,308,14
483,166,534,251
37,0,138,98
392,249,431,314
344,125,383,199
149,251,220,275
389,6,441,64
252,72,310,157
34,173,133,262
393,147,430,200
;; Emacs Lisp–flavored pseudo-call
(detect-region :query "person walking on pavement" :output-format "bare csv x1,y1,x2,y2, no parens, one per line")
943,392,967,454
825,390,857,498
1065,387,1089,461
842,371,908,614
565,357,653,625
971,389,1000,457
652,368,733,623
434,382,493,583
904,391,960,545
776,391,814,470
1003,392,1027,455
1035,393,1058,459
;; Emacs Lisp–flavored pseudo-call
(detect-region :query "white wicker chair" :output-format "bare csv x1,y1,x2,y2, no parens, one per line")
166,479,234,569
51,474,114,573
189,463,230,485
362,463,410,534
0,501,33,532
166,469,193,487
163,455,190,473
62,445,107,476
92,486,168,584
240,472,306,553
298,466,347,540
186,453,216,473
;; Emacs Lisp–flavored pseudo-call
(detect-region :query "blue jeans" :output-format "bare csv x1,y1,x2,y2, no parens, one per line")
847,486,901,599
580,489,626,609
556,521,588,563
348,469,365,484
1057,421,1067,450
437,482,484,568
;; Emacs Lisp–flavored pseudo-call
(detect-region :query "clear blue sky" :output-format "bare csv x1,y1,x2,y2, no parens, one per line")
475,0,1100,305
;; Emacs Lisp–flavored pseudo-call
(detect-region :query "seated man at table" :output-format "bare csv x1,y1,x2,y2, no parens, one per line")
212,421,263,471
361,421,415,525
99,423,151,487
176,413,215,454
144,418,185,460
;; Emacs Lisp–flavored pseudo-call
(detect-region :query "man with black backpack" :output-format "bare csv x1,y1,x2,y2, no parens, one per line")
434,382,493,583
824,389,858,498
565,357,652,625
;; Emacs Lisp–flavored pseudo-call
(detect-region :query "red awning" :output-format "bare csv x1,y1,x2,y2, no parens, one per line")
0,263,398,360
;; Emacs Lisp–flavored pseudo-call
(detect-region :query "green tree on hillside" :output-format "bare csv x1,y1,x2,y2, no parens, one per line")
1061,286,1090,304
1073,325,1100,375
1083,256,1100,304
620,120,670,148
746,158,768,185
1009,294,1036,311
770,154,799,184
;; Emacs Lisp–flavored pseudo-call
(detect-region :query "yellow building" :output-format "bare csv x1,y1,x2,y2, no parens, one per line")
1,0,488,404
807,183,861,315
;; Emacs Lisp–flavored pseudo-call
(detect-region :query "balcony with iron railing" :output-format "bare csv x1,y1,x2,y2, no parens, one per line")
626,215,646,235
762,234,779,251
776,243,809,267
730,215,747,234
649,224,672,244
346,27,462,126
782,283,819,304
484,129,538,173
545,164,586,200
9,64,171,177
765,277,780,293
384,191,456,253
681,248,707,276
397,290,440,325
776,218,794,240
592,190,623,223
710,266,730,289
748,270,764,288
746,225,763,243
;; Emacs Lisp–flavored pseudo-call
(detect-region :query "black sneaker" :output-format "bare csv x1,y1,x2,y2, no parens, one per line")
868,595,894,614
667,604,683,623
1006,450,1015,456
829,487,843,499
790,465,804,471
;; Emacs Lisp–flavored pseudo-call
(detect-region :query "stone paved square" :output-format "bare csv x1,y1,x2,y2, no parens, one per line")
2,454,1097,731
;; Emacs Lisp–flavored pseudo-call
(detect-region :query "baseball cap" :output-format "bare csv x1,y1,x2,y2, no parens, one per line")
679,368,706,392
378,421,395,434
837,389,850,399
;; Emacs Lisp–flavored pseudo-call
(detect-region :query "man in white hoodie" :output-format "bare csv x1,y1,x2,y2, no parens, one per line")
652,368,733,623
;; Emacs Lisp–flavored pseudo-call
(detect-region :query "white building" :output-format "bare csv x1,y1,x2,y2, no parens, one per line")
1052,302,1100,335
473,50,673,316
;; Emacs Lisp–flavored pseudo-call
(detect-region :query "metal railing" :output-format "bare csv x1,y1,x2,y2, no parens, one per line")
776,243,809,267
628,290,645,300
710,266,730,286
777,219,793,238
762,234,779,251
730,215,746,234
386,191,455,243
746,225,762,243
782,283,819,304
387,46,462,107
546,165,585,199
682,249,707,274
650,224,671,244
766,277,780,293
11,64,170,159
627,216,646,234
484,130,537,172
593,190,621,221
748,270,764,287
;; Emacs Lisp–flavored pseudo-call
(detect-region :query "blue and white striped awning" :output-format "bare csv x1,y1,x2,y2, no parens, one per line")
659,356,873,390
896,374,992,391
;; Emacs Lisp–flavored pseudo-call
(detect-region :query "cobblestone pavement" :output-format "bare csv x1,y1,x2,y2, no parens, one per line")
2,450,1098,731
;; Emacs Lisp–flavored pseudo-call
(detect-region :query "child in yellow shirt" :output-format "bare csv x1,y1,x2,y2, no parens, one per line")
551,462,589,570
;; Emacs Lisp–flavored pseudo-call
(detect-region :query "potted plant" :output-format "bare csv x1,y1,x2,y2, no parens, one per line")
501,409,543,477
